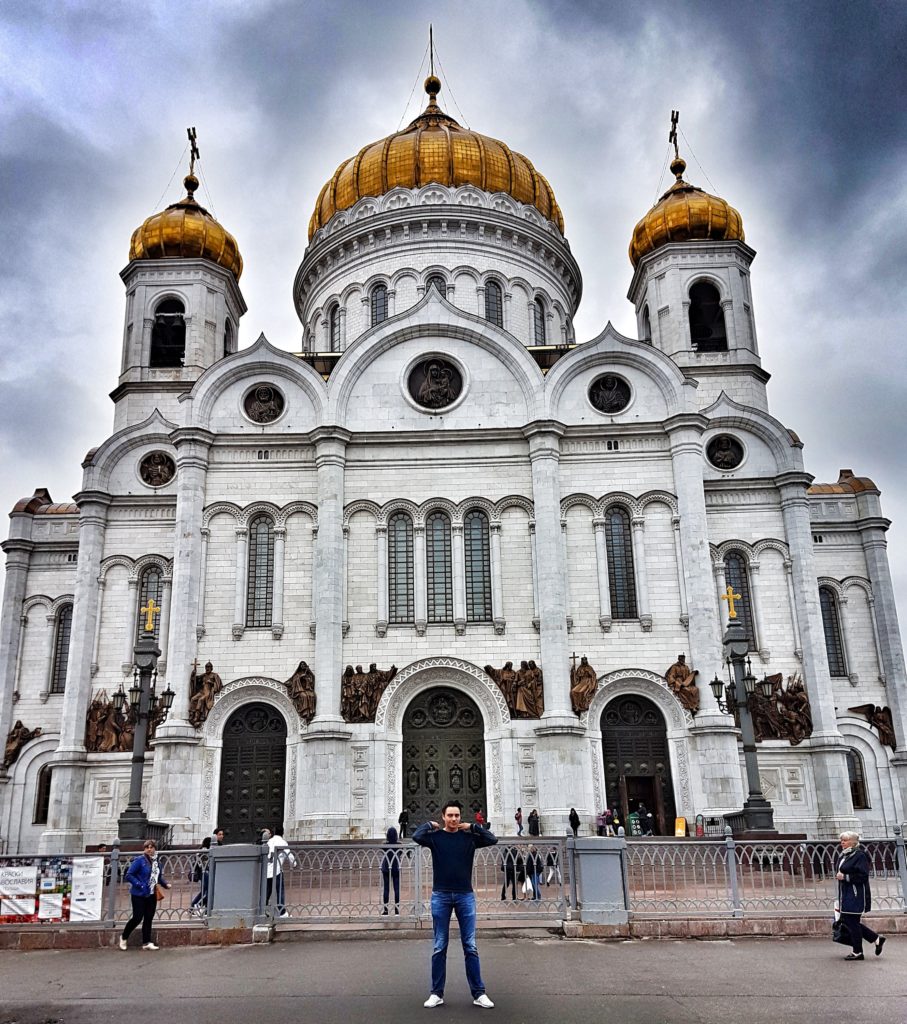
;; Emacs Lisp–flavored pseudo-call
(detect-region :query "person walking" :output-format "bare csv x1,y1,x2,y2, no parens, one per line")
118,840,170,951
189,836,211,916
398,808,409,839
568,808,580,837
525,845,543,900
267,824,296,918
836,830,885,961
605,809,615,836
413,800,498,1008
514,807,523,836
381,826,402,915
499,845,522,901
528,808,541,837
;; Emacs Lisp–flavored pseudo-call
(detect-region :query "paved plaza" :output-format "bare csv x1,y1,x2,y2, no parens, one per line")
0,934,902,1024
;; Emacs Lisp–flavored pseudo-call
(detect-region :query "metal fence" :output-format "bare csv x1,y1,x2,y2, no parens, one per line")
626,834,907,917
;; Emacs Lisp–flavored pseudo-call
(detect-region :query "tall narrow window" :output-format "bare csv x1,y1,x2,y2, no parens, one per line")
426,274,446,297
388,513,414,623
642,305,652,343
223,319,234,357
605,507,637,619
532,298,546,344
819,586,847,676
426,512,453,623
329,305,341,352
150,298,186,367
49,603,73,694
485,280,504,327
846,749,869,809
33,765,53,824
136,566,163,643
464,510,492,622
246,516,275,627
371,284,388,326
723,551,755,645
688,282,727,352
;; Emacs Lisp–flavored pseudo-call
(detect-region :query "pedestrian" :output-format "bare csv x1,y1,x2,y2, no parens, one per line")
595,810,605,836
118,839,170,951
398,808,409,839
568,807,580,837
499,845,522,901
836,830,885,961
413,800,498,1008
545,848,562,886
189,836,211,916
525,845,543,900
475,808,485,828
381,826,402,915
605,808,615,836
514,807,523,836
267,824,296,918
213,826,225,846
638,802,653,835
528,808,541,837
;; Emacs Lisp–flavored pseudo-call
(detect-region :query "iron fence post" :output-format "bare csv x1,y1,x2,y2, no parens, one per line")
107,839,120,923
894,826,907,912
725,826,742,917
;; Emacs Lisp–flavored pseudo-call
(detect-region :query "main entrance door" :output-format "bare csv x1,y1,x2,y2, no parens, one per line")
402,688,486,829
601,694,675,836
217,702,287,842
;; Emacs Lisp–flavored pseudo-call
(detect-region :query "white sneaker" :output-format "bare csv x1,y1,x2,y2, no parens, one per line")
473,994,494,1008
118,937,127,951
424,994,444,1008
279,911,290,919
142,942,159,950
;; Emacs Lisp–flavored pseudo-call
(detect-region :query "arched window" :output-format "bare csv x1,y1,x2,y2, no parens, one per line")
426,511,453,623
464,510,492,622
819,586,847,677
846,749,869,809
136,566,163,643
723,551,755,645
150,298,186,367
329,304,341,352
223,319,234,357
532,298,546,344
484,280,504,327
688,282,727,352
426,274,446,297
388,513,414,623
49,603,73,694
605,507,637,619
33,765,53,824
371,284,388,326
246,516,275,627
642,305,652,343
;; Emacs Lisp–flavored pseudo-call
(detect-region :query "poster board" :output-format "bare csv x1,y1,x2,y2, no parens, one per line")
0,857,104,923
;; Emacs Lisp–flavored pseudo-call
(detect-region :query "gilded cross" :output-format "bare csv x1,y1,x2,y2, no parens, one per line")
140,598,161,633
669,109,680,159
187,126,199,175
721,586,742,620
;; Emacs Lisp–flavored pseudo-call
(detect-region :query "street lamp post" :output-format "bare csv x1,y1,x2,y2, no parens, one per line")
115,601,174,843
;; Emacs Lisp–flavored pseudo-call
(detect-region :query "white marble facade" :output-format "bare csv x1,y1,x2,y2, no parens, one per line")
2,114,907,854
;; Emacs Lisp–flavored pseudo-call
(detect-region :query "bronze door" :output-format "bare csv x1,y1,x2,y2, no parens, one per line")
602,695,675,836
217,702,287,842
402,688,486,829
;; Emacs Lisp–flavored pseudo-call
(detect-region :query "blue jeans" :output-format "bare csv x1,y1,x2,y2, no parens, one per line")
529,872,541,899
430,891,485,998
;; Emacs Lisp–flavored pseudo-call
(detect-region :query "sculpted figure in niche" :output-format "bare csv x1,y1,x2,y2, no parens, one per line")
139,451,176,487
570,656,598,714
665,654,700,714
707,435,744,470
245,385,284,424
589,374,631,414
849,704,897,750
284,660,316,723
188,661,223,729
3,721,42,769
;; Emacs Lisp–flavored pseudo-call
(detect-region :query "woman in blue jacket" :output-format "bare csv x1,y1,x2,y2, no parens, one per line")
119,840,171,950
836,831,885,960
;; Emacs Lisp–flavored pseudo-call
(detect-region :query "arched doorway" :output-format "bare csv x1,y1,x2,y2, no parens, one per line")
601,694,675,835
217,702,287,842
402,688,486,829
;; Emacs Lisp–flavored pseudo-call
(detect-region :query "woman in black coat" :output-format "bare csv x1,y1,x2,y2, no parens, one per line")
527,809,541,837
568,808,580,837
836,831,885,960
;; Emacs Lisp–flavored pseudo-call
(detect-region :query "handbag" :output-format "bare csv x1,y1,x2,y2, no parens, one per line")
832,918,850,945
154,883,166,903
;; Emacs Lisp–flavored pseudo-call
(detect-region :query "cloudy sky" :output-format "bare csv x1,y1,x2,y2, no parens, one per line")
1,0,906,625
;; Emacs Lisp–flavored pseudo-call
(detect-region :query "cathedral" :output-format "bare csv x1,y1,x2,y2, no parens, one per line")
2,75,905,853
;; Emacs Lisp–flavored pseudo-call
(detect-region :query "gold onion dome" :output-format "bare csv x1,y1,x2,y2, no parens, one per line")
308,76,564,240
129,173,243,279
629,156,744,267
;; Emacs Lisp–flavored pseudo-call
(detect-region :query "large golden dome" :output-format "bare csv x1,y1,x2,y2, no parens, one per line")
129,174,243,279
629,157,744,267
308,76,564,240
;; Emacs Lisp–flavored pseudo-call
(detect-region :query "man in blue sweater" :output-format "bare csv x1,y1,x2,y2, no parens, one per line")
413,800,498,1009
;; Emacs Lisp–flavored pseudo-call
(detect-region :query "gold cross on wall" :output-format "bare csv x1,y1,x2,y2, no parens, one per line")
141,598,161,633
721,586,742,619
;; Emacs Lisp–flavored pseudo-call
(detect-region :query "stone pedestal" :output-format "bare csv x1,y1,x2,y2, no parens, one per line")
570,836,629,924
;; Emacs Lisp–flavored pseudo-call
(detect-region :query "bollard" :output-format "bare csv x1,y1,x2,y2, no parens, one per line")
107,839,120,924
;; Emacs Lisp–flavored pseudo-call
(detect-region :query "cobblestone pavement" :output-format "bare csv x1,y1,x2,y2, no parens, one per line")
0,934,902,1024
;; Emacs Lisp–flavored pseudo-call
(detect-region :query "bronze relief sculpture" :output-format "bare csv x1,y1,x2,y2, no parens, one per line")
848,704,896,750
570,655,598,714
408,358,463,410
341,663,398,723
485,661,544,718
284,660,316,723
188,661,223,729
747,673,813,745
665,654,700,714
3,720,42,769
139,451,176,487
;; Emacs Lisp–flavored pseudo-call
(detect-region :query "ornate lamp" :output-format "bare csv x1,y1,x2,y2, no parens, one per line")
112,683,127,712
758,674,775,699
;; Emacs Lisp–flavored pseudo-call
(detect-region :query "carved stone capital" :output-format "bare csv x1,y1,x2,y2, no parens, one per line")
640,614,653,632
232,623,245,641
493,618,506,636
375,620,388,638
454,618,466,636
599,615,613,633
271,623,284,640
415,619,427,637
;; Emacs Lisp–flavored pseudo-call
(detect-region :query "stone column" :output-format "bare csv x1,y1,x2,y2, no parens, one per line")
40,612,56,702
196,527,210,639
375,524,388,637
561,520,573,630
0,534,35,780
777,472,856,834
90,580,105,676
747,561,770,660
157,577,172,675
866,594,886,684
342,524,350,637
630,516,652,631
783,558,803,660
528,521,540,627
232,527,248,640
489,523,505,635
672,515,689,628
592,518,612,631
414,524,427,636
451,523,466,635
665,415,742,816
271,526,286,640
41,491,111,852
122,580,138,672
836,594,858,685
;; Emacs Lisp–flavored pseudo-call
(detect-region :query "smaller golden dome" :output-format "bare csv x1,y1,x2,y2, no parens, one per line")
629,156,744,267
129,174,243,279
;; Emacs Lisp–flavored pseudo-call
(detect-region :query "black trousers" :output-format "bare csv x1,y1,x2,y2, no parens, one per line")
501,870,517,899
842,912,878,953
122,894,157,944
382,867,400,905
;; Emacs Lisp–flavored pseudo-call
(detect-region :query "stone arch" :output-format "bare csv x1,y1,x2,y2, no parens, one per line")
684,271,728,301
456,496,497,522
817,576,846,599
600,492,641,518
842,576,873,598
202,502,242,528
239,501,281,529
639,490,679,515
753,538,790,560
712,539,757,563
98,555,135,582
561,493,597,516
130,554,172,582
420,497,460,524
22,594,53,615
343,499,380,528
494,494,534,518
279,501,318,528
377,498,421,527
48,594,75,616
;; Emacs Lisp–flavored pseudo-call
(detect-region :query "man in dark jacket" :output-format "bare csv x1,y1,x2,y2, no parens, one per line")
413,800,497,1008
